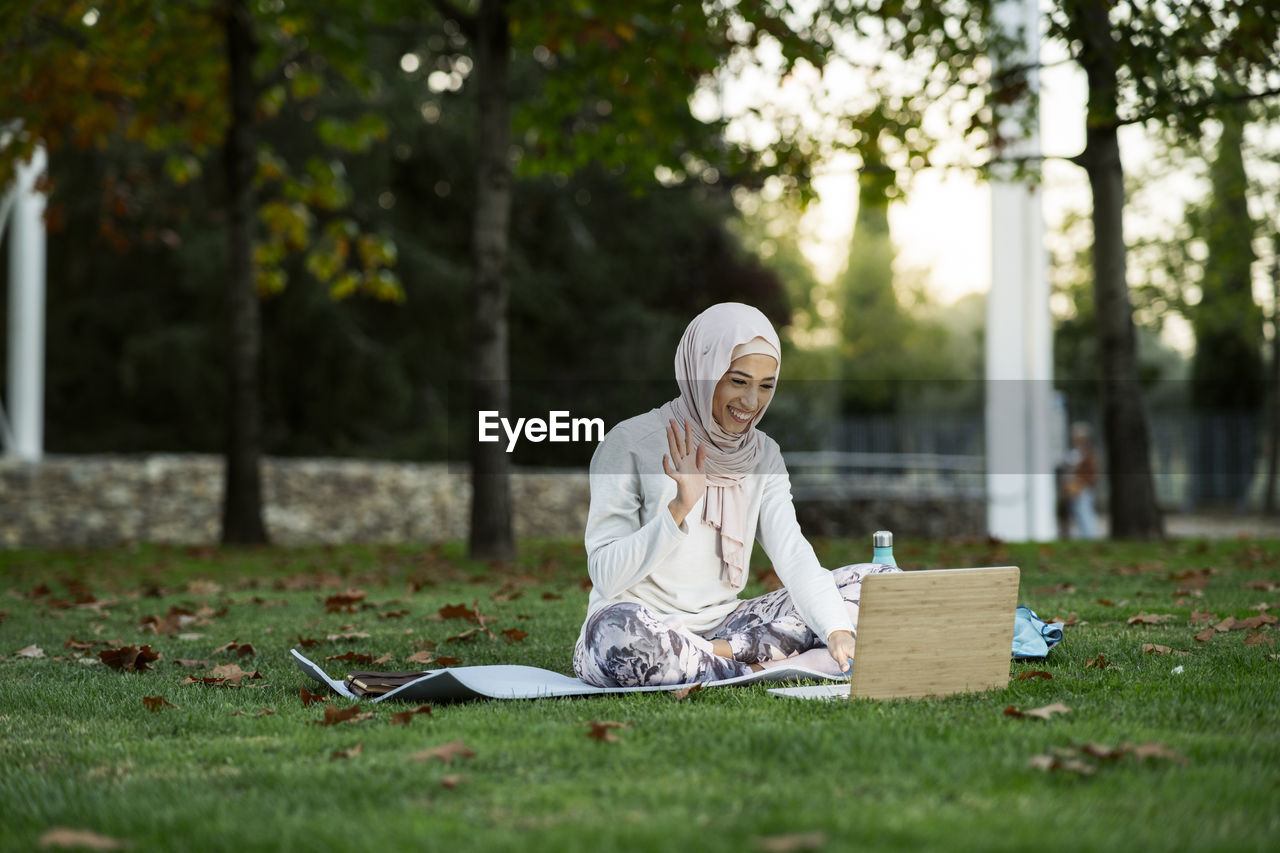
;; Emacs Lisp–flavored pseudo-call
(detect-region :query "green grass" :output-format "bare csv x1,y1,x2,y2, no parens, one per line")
2,538,1278,852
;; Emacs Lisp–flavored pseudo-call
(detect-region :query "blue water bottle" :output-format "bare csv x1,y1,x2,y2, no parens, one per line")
872,530,897,567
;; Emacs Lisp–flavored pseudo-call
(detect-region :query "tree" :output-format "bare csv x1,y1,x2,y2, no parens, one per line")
425,0,855,560
2,1,405,544
827,0,1280,538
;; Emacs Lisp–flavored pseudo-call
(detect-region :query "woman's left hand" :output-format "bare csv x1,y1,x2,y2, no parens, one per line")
827,630,855,674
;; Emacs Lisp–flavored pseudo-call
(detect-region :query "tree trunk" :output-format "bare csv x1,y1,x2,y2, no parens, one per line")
1072,0,1164,539
220,0,268,545
1265,237,1280,514
467,0,514,560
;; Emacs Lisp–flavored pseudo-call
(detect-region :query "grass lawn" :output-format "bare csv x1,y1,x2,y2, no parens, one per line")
2,537,1278,852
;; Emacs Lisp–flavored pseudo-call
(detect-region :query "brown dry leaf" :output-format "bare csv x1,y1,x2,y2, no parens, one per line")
319,704,374,726
1046,612,1082,627
671,683,705,700
16,644,46,659
371,653,394,665
1085,653,1109,669
1213,616,1237,632
37,827,129,850
1016,670,1053,681
230,708,276,717
1233,613,1278,631
187,579,222,596
585,720,631,742
324,651,374,664
446,628,482,643
208,663,262,685
296,635,324,647
1033,582,1076,596
1193,627,1217,643
410,739,476,764
1141,643,1173,656
391,704,434,725
300,687,328,706
213,641,257,657
326,631,371,642
330,743,364,761
754,831,828,852
1127,612,1177,625
377,610,410,620
501,629,528,644
324,589,368,613
64,636,98,651
1245,632,1275,647
439,774,467,789
1242,579,1279,591
1188,610,1219,624
99,645,160,672
1028,753,1096,776
1123,741,1188,765
1251,602,1279,612
1005,702,1071,721
435,656,461,667
405,650,435,665
438,602,479,622
540,592,563,601
141,696,178,711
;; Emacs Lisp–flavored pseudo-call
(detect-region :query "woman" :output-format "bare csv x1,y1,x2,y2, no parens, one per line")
572,302,901,687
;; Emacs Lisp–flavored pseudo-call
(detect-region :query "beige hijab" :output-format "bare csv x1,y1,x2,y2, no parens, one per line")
657,303,781,588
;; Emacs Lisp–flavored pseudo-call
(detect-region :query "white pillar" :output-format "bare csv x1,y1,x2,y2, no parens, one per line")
985,0,1055,541
6,145,47,462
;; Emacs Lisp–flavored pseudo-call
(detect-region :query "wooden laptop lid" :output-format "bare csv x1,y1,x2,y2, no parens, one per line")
848,566,1020,700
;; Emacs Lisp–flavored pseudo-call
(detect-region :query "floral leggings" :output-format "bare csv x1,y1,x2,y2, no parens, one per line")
573,562,903,687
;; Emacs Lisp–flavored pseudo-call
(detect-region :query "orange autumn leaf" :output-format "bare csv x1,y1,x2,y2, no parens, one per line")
409,739,476,764
141,696,178,711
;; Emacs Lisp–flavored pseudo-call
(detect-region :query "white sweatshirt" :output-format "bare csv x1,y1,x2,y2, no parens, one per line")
577,408,855,647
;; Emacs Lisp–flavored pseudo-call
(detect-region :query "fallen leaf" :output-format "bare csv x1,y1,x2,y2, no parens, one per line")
409,739,476,764
141,696,177,711
37,827,129,850
438,602,479,622
1141,644,1172,655
99,645,160,672
439,774,467,789
300,687,328,706
1188,610,1219,624
754,831,828,852
324,589,367,613
1085,654,1109,669
324,651,374,664
1213,617,1237,632
1015,670,1053,680
1005,702,1071,720
1193,627,1217,643
446,628,483,643
540,592,562,600
1045,612,1082,627
405,650,435,665
1123,741,1188,765
296,636,324,647
1127,612,1177,625
501,629,528,644
326,631,371,642
319,704,374,726
230,708,275,717
585,720,631,742
1028,753,1097,776
1233,613,1278,631
172,658,209,668
1242,579,1279,591
391,704,434,725
330,743,364,761
435,656,461,667
671,682,705,700
377,610,410,619
16,644,45,659
372,653,394,665
64,636,98,651
213,641,256,657
186,580,222,596
1245,632,1275,647
208,663,263,684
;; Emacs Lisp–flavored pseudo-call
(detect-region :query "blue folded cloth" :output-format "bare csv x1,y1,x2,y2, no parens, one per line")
1012,605,1064,659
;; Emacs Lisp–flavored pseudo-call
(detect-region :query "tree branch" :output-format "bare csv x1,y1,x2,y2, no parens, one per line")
1116,85,1280,128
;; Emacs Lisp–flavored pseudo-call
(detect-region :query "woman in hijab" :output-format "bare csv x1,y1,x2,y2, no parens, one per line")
573,302,902,687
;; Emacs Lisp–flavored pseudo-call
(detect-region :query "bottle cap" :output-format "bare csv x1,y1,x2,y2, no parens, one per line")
873,530,893,548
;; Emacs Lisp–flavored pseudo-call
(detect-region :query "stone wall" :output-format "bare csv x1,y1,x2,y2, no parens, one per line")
0,454,986,548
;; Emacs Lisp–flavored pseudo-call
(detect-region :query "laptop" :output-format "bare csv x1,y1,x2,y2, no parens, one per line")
769,566,1021,701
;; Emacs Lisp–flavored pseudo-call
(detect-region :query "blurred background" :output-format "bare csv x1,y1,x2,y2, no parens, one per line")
2,1,1279,552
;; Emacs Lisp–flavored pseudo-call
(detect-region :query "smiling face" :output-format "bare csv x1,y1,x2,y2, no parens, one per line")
710,353,778,434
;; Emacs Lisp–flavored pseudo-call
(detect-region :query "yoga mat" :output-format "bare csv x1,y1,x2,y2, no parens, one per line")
291,649,840,703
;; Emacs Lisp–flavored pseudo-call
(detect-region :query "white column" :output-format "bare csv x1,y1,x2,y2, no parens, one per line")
6,145,47,462
986,0,1054,541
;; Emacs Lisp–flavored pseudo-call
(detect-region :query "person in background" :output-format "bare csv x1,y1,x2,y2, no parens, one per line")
1066,422,1101,540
